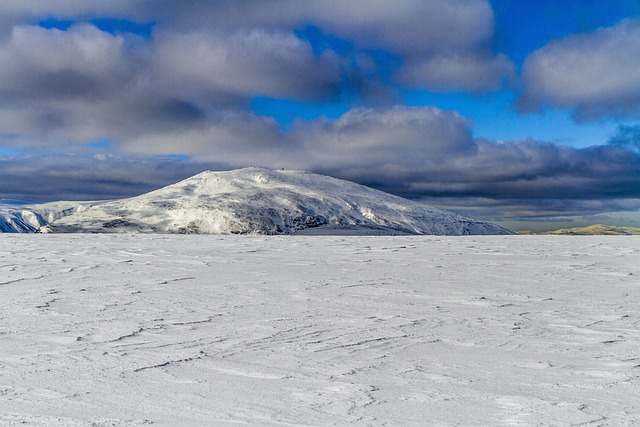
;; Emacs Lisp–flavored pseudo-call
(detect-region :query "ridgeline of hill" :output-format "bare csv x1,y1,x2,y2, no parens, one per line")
519,224,640,236
1,167,511,235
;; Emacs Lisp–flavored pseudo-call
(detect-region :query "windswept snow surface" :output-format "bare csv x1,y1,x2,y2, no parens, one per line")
1,235,639,426
24,167,510,235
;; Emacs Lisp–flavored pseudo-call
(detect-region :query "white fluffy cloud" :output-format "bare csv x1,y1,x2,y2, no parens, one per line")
520,18,640,119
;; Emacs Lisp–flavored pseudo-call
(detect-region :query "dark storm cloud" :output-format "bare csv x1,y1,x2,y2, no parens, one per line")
2,106,639,222
0,154,213,202
519,18,640,120
290,110,640,202
418,197,640,225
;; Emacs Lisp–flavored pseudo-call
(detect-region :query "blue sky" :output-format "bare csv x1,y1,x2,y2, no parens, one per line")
1,1,639,231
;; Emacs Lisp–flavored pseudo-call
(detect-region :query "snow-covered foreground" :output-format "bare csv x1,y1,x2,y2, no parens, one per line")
1,235,638,426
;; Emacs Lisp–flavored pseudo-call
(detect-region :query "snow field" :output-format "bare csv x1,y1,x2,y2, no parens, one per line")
0,235,639,425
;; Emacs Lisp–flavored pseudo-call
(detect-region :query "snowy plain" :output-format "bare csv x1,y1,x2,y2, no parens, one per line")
1,235,639,426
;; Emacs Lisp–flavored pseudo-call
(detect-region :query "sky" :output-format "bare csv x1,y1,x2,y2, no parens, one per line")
1,0,639,232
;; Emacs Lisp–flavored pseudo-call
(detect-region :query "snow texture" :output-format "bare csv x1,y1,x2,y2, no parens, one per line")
1,168,510,235
1,234,639,426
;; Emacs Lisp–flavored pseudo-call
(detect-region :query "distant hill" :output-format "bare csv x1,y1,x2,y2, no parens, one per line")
520,224,640,236
1,167,511,235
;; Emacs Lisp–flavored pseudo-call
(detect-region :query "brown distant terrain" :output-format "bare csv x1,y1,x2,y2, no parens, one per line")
519,224,640,236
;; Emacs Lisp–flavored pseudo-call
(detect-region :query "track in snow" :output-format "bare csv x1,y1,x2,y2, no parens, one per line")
1,235,639,425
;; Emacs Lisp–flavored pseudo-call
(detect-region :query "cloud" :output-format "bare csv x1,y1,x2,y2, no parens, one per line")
285,0,513,91
609,124,640,152
408,140,640,200
290,106,476,170
119,111,290,165
0,2,511,154
284,109,640,203
519,18,640,120
150,28,341,101
421,197,640,227
0,23,342,148
0,0,512,94
2,105,639,224
399,53,514,92
0,154,208,201
0,24,132,102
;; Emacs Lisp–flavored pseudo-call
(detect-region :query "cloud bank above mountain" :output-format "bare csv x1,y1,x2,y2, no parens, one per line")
3,105,638,223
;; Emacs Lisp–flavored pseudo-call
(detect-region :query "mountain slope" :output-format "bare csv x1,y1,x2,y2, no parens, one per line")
0,207,44,232
14,168,511,235
1,201,88,233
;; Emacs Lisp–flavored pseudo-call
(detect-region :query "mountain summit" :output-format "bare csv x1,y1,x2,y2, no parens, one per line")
7,168,511,235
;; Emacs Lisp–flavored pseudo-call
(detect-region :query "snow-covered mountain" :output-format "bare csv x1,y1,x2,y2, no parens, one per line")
1,201,86,233
0,207,45,232
3,168,511,235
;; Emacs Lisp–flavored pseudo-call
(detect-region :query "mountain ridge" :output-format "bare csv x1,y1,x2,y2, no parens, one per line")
3,167,511,235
